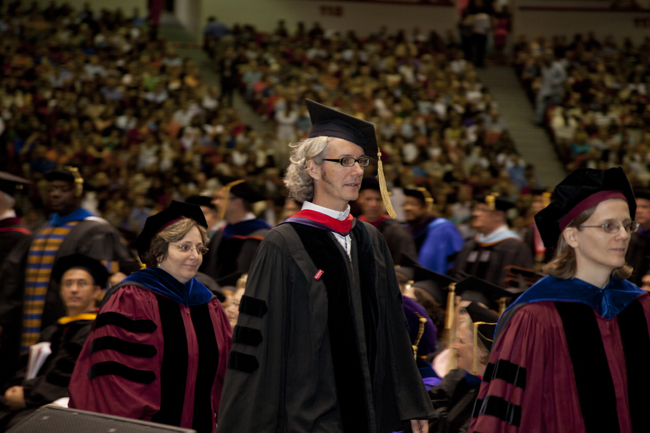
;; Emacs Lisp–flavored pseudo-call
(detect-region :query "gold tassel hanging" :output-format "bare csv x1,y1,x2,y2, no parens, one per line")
412,313,428,360
445,282,457,330
64,166,84,197
472,321,496,376
217,179,245,222
542,192,551,208
376,149,397,219
498,297,507,315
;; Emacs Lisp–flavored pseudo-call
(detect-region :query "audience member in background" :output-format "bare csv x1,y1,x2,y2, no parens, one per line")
358,177,418,265
404,187,465,275
534,52,567,126
200,178,271,282
69,201,231,433
0,168,130,389
224,274,247,329
626,189,650,286
186,195,220,238
0,172,31,267
428,302,497,433
0,254,108,430
452,195,533,286
471,167,649,432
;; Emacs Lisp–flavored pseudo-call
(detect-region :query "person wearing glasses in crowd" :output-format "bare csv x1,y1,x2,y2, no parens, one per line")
470,167,650,433
68,201,232,433
217,99,434,433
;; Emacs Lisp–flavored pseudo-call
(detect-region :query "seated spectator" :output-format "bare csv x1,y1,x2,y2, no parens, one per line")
0,254,108,431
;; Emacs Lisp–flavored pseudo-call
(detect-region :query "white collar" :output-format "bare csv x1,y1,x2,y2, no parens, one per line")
0,209,17,222
302,201,350,221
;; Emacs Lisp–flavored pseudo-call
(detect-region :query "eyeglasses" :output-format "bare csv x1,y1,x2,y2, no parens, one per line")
170,243,209,255
578,221,640,234
323,156,370,167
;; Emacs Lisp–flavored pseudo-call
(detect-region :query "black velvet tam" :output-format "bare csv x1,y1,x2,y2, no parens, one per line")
52,253,110,287
0,171,30,196
534,167,636,249
465,302,499,351
135,201,208,257
306,99,379,159
456,276,514,312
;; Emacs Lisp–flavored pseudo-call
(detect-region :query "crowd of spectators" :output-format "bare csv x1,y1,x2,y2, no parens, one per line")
513,33,650,185
221,20,539,231
0,1,280,237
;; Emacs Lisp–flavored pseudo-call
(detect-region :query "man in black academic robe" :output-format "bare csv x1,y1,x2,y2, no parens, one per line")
0,172,31,267
626,189,650,285
199,177,270,282
0,254,108,431
217,100,434,433
452,195,533,287
0,169,130,388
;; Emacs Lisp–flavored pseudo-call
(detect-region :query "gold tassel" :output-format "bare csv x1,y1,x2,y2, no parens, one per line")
217,179,245,222
542,192,551,208
64,166,84,197
498,296,507,315
472,321,496,376
376,149,397,219
416,187,434,213
412,314,428,360
445,282,456,330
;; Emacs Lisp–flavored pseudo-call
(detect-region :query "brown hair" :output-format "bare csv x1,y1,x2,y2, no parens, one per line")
543,205,633,280
142,218,209,268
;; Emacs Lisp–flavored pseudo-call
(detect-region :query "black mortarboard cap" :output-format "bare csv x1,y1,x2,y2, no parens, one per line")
51,254,109,288
306,99,378,158
399,255,456,305
534,167,635,249
0,172,31,197
45,168,76,183
634,188,650,202
218,176,265,203
465,302,499,351
455,276,513,312
216,271,244,289
359,177,380,192
475,194,515,212
186,195,214,208
135,201,208,257
196,271,225,302
404,187,434,206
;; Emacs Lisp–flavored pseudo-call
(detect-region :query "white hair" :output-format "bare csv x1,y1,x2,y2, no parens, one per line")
283,136,330,203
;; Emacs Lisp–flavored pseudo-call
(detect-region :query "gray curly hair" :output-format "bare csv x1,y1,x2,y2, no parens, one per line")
284,136,331,203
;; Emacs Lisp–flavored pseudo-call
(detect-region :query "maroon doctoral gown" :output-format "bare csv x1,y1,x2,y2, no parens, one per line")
470,276,650,433
68,279,232,433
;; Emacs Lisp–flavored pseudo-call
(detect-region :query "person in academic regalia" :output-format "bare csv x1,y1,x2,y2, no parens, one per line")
470,167,650,433
357,177,418,265
68,201,231,433
217,99,434,433
199,178,271,282
427,303,497,433
0,168,130,389
0,172,31,267
625,189,650,286
402,297,441,392
403,187,465,275
0,254,108,431
452,195,533,287
186,195,220,238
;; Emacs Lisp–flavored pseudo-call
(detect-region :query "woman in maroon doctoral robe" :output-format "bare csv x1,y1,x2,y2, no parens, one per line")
69,201,232,433
470,167,650,433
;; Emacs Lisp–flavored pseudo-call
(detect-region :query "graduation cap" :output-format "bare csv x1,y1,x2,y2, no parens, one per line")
45,166,84,197
455,276,514,313
195,272,226,302
186,195,214,209
476,193,515,212
465,302,498,376
51,254,110,288
135,201,208,258
217,176,265,221
633,189,650,202
397,255,457,306
216,271,244,290
403,296,437,358
534,167,635,249
404,186,434,211
359,177,380,192
306,99,396,218
0,171,31,197
503,265,543,291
